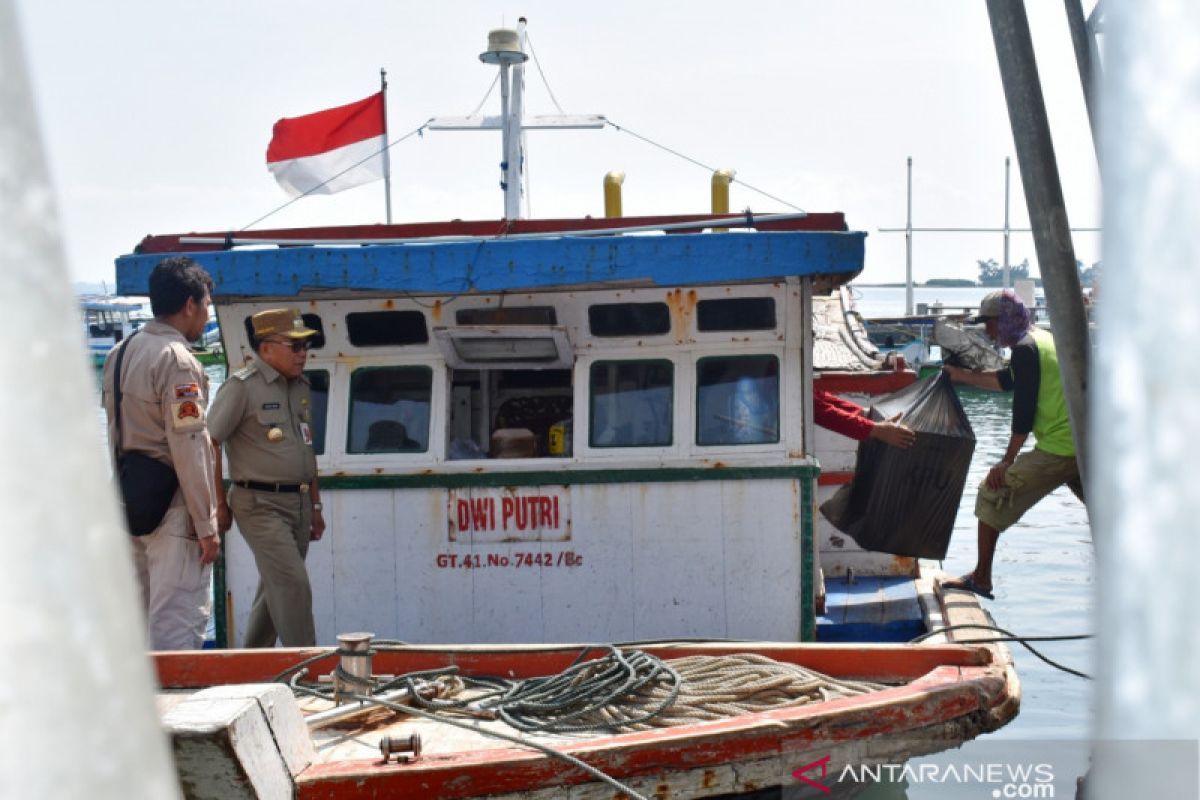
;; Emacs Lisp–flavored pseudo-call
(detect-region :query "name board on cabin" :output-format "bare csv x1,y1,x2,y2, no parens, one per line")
448,487,571,543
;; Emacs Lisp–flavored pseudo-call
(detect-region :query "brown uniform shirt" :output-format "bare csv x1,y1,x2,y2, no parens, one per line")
101,320,218,539
207,358,316,484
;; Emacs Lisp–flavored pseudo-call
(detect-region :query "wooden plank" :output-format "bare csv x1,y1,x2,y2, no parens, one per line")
155,641,993,689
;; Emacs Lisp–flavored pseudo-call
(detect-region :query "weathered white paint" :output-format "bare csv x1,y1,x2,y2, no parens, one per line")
1094,0,1200,796
228,477,805,644
219,280,820,645
0,5,181,798
164,684,313,800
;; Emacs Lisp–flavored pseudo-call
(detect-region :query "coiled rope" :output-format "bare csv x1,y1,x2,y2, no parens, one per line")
279,646,886,800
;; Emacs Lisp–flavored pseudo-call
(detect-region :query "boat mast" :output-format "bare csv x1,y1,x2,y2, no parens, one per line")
481,20,529,220
428,21,605,221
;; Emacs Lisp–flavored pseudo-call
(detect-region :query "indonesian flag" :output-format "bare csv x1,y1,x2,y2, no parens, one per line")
266,92,387,197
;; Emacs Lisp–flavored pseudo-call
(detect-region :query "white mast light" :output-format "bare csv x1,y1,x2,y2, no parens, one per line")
479,28,528,65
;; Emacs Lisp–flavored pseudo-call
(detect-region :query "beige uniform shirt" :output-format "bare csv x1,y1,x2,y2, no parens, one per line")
208,359,317,484
101,320,218,539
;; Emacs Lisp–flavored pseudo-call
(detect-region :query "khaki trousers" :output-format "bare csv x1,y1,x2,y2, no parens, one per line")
131,502,212,650
230,486,315,647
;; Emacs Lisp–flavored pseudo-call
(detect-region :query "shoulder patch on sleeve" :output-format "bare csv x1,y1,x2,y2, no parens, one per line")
171,399,206,431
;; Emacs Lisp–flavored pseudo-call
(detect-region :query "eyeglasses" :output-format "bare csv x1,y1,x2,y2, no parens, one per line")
265,337,312,353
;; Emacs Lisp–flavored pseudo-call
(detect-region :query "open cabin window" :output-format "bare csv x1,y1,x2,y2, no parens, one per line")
347,366,432,454
696,355,780,445
303,369,330,455
589,360,673,448
447,368,573,460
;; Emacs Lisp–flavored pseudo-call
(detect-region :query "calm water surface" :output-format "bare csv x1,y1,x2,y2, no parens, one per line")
95,291,1095,794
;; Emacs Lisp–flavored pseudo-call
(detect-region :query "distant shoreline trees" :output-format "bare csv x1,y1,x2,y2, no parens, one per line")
859,259,1101,288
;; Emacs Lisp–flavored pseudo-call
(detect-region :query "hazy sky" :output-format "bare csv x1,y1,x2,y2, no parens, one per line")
16,1,1101,286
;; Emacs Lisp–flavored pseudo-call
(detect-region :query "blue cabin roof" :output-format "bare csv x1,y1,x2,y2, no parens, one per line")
115,217,865,299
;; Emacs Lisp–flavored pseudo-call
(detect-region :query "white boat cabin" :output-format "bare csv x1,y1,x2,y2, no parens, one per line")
118,214,870,646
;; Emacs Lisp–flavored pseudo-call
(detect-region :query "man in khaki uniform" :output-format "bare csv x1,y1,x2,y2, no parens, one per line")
209,308,324,647
102,256,219,650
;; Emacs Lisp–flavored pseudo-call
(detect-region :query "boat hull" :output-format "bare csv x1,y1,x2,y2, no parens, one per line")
156,616,1018,799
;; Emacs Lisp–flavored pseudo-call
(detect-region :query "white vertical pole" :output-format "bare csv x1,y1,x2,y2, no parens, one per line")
1094,0,1200,796
498,62,513,218
0,3,181,797
505,18,527,221
380,67,393,225
1003,156,1011,288
905,156,914,316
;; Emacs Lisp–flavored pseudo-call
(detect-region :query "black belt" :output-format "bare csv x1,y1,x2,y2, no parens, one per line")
234,480,306,493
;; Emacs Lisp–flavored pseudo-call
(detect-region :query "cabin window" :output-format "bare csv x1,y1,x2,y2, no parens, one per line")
456,306,558,325
242,313,326,349
589,360,673,447
695,355,780,445
346,310,428,346
347,366,432,453
304,369,330,455
696,298,776,332
588,302,671,337
447,368,572,459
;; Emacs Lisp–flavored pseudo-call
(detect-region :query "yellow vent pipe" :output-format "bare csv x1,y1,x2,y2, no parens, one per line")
603,171,625,218
711,168,736,231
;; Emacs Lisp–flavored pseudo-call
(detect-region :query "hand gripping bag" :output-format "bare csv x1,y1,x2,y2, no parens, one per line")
819,371,975,559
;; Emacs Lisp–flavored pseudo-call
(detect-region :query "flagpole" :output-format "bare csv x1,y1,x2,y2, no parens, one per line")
380,67,393,224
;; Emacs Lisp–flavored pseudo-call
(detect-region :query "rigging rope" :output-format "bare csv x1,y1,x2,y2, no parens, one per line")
603,119,807,213
467,73,500,118
525,33,566,115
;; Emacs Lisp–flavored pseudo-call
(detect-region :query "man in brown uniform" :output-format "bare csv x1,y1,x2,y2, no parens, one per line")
102,256,219,650
209,309,324,647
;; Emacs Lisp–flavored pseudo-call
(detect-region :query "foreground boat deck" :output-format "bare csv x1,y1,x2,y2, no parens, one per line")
153,579,1016,799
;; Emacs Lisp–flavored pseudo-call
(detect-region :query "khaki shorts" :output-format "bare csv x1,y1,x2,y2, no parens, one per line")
975,447,1083,532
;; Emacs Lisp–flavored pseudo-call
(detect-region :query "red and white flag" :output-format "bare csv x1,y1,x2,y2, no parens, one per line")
266,92,387,197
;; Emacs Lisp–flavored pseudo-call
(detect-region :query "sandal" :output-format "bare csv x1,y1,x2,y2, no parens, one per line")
941,574,995,600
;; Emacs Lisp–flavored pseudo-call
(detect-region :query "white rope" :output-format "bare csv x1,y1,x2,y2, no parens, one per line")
604,119,807,213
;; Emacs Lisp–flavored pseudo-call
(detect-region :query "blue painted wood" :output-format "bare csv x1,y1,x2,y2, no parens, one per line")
818,576,924,643
114,230,865,297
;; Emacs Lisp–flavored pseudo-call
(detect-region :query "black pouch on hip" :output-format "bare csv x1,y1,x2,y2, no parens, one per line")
118,452,179,536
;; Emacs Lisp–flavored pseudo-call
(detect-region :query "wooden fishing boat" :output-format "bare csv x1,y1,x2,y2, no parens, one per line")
155,601,1015,799
115,23,1017,797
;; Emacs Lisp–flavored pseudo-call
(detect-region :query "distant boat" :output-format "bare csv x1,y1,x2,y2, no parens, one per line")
81,296,224,367
80,296,146,366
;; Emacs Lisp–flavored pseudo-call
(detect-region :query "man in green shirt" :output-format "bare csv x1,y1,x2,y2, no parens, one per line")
942,290,1083,600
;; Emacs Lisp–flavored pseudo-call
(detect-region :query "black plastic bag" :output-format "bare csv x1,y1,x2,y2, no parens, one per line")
819,371,975,559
